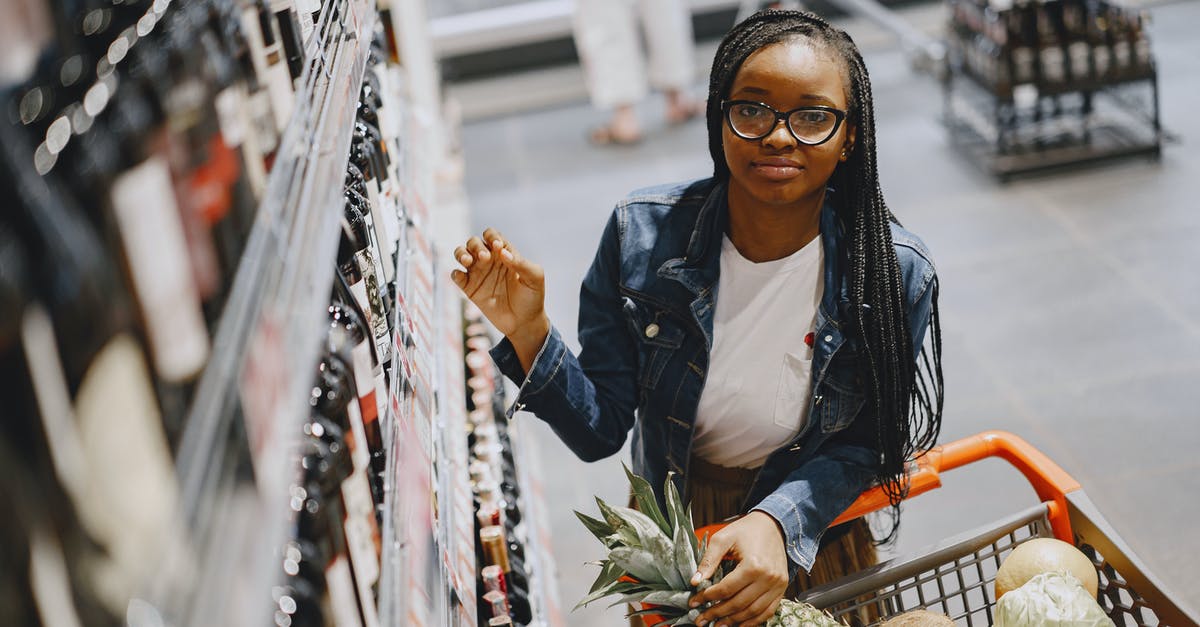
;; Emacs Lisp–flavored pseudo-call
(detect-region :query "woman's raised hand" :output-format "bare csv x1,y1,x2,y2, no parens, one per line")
450,228,550,371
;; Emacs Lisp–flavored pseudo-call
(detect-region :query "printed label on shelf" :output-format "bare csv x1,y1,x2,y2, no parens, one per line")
240,312,288,492
354,249,392,364
110,155,210,382
346,396,371,472
265,61,295,133
373,370,388,424
214,86,246,147
1040,47,1065,83
1069,42,1090,81
237,93,270,195
1113,40,1131,69
239,8,269,80
351,340,375,403
348,276,371,320
325,556,365,627
343,480,382,627
295,2,314,42
361,222,390,311
394,290,415,339
365,179,397,285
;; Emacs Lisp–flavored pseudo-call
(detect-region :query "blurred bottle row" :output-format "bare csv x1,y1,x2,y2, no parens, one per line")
947,0,1155,96
463,321,535,627
0,0,412,624
274,32,409,627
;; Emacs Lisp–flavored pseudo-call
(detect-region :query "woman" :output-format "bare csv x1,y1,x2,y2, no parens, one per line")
451,10,943,627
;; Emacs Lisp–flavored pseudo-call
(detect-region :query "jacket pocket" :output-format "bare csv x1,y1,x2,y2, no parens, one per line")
622,297,684,389
773,351,813,429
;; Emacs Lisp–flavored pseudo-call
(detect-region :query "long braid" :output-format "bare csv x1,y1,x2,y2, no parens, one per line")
706,10,945,543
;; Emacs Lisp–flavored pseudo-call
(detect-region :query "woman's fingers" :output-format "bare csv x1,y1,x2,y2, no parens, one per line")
496,245,544,289
694,572,753,625
465,235,490,262
482,227,507,250
725,589,777,625
693,530,734,586
696,577,766,626
694,562,748,607
745,598,783,627
453,245,472,267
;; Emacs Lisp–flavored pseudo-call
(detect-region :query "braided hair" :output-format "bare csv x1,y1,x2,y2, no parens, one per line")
706,10,944,541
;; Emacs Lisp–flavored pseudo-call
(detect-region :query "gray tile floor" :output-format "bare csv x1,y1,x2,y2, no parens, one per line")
458,3,1200,624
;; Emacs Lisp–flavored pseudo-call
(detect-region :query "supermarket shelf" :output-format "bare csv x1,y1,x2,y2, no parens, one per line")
155,1,377,624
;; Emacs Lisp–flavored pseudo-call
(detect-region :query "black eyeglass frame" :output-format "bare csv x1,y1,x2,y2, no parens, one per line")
720,99,848,146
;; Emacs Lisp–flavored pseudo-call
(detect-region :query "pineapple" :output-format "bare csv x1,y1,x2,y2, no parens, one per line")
574,465,842,627
767,600,843,627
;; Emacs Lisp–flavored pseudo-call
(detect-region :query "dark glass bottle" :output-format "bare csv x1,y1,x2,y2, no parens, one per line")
1,105,164,627
328,302,388,467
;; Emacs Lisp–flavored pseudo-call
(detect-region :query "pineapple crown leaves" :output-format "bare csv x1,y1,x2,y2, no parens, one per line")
574,579,667,611
574,510,615,544
625,462,672,536
577,467,735,621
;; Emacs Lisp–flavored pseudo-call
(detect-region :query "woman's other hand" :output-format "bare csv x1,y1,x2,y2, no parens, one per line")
451,228,549,371
689,511,790,627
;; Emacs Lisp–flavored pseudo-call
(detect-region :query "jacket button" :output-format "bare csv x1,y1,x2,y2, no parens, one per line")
824,334,834,343
645,323,660,338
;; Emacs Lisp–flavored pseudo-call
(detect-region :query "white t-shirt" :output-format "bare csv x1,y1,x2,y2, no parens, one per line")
691,234,824,469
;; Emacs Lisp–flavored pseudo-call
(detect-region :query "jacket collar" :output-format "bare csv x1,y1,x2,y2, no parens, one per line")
655,179,728,296
657,180,853,341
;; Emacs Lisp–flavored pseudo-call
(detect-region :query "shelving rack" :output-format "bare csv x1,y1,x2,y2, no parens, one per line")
5,0,564,623
942,0,1162,180
158,1,377,624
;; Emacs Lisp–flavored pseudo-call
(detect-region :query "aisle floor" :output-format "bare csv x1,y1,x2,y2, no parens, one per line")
460,3,1200,623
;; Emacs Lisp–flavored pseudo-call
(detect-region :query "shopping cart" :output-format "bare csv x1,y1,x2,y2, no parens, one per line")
792,430,1199,627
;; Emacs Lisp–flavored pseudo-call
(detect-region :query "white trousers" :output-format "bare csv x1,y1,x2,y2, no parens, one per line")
573,0,697,110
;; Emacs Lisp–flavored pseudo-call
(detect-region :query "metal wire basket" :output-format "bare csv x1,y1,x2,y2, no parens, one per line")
797,431,1199,627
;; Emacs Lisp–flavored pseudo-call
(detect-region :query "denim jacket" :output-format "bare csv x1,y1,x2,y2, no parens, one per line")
490,177,937,573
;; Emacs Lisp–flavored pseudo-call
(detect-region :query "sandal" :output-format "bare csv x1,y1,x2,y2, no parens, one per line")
665,100,702,126
588,125,643,146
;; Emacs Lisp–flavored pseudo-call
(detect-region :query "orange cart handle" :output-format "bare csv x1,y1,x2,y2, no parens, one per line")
830,430,1082,542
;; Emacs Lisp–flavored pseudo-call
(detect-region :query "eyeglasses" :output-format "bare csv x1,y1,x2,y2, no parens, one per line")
721,100,847,146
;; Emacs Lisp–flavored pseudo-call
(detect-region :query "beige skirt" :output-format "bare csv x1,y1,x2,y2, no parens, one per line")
630,456,878,626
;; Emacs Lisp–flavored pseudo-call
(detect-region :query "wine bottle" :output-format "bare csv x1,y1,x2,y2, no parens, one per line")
1086,0,1112,81
2,120,182,619
343,197,393,367
274,4,307,86
1010,0,1037,86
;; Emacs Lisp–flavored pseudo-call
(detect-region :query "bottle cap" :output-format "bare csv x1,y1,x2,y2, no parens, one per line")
469,461,493,485
473,422,498,443
476,502,504,528
481,564,507,594
483,589,509,617
480,525,511,572
468,408,491,426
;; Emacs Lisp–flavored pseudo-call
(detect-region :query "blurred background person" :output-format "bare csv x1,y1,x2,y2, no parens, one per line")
574,0,703,145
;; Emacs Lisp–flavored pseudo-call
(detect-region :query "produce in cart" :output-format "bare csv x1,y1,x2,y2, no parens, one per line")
878,610,955,626
995,572,1115,627
995,538,1099,599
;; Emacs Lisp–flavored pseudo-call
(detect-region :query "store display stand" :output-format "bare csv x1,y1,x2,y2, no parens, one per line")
942,0,1163,181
